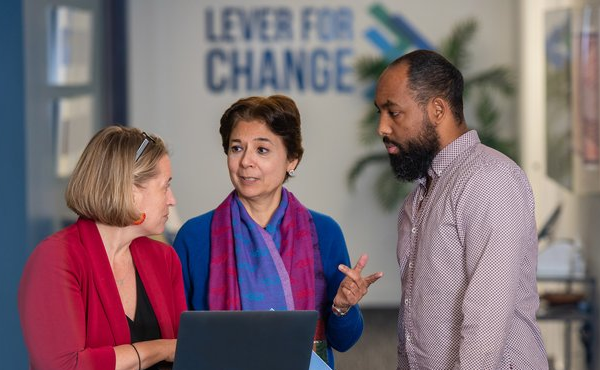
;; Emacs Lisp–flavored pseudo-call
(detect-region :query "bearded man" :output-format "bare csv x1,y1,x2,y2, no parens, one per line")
375,49,548,370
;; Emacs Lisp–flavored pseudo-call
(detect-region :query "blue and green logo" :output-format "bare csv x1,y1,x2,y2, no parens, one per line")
365,3,433,62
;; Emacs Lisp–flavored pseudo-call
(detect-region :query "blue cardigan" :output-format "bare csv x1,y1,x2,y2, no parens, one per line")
173,209,363,368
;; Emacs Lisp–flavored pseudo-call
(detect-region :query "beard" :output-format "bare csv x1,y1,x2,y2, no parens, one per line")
386,116,440,182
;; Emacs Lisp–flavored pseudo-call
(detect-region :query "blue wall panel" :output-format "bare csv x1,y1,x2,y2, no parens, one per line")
1,0,30,368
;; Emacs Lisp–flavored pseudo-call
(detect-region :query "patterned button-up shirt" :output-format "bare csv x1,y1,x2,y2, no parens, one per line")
397,130,548,369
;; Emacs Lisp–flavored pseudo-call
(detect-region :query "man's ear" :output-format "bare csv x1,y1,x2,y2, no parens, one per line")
429,97,446,123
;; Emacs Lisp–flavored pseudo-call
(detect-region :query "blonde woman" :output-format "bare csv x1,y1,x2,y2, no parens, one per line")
19,126,186,370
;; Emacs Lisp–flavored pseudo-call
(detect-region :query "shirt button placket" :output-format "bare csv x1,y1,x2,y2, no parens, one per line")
404,254,417,366
404,216,419,368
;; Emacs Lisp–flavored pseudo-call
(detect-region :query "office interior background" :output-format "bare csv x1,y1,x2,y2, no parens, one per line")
2,0,600,369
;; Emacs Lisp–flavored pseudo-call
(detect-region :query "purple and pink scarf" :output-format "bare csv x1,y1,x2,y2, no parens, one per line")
208,188,327,344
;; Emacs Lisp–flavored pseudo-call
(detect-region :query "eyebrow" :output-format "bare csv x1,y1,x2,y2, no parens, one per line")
382,100,400,109
374,99,398,109
230,137,273,144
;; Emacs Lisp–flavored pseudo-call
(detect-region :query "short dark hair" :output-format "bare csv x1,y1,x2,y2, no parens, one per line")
391,49,465,123
219,95,304,179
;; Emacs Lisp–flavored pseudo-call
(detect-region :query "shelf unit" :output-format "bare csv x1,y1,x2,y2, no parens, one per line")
537,277,596,370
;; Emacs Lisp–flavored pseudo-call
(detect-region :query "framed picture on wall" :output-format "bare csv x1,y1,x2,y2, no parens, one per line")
571,5,600,194
53,95,94,178
577,27,600,167
48,5,93,86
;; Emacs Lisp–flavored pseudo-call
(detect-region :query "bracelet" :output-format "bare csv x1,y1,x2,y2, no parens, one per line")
331,303,349,317
131,343,141,370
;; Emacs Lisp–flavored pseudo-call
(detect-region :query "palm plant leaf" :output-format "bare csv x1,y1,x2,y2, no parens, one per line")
374,169,414,211
359,109,381,144
347,152,389,190
355,56,389,82
475,91,517,159
438,19,477,70
465,67,514,97
474,90,499,134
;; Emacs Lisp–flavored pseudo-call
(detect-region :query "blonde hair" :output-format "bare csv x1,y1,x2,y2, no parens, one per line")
65,125,168,226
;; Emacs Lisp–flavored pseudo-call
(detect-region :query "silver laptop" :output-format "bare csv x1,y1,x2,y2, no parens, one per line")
173,310,318,370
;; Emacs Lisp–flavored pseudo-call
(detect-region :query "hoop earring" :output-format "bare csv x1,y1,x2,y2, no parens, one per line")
133,213,146,225
287,169,296,177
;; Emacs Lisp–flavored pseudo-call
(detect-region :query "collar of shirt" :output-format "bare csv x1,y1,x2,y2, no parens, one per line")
420,129,481,186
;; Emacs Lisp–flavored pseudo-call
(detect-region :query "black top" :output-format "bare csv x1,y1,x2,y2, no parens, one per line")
127,269,162,370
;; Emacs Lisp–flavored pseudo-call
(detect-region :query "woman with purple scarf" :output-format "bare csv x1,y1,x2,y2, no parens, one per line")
173,95,382,368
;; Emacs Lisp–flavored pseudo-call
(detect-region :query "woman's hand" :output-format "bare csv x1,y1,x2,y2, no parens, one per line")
115,339,177,370
161,339,177,363
332,254,383,313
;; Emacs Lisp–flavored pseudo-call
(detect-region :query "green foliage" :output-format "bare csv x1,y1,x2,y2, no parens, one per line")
465,68,515,97
354,57,390,82
347,152,389,191
438,18,477,70
374,170,412,210
348,17,516,211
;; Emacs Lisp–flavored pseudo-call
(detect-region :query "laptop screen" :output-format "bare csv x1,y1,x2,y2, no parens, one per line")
173,310,318,370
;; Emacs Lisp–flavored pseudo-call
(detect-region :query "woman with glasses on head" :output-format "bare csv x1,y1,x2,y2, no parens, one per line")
18,125,186,370
173,95,383,368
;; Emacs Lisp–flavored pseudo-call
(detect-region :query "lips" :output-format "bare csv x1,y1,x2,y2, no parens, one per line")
385,143,399,154
239,175,259,182
383,137,400,154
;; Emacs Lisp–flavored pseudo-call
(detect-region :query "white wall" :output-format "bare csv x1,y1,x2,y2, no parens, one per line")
128,0,518,306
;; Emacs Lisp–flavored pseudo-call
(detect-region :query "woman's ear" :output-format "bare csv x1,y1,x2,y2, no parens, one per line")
132,184,143,208
287,157,300,173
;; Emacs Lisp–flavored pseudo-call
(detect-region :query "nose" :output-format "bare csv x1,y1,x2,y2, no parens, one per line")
377,115,391,138
167,188,176,206
240,149,254,168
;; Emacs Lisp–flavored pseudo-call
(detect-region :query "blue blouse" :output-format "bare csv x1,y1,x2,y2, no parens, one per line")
173,209,364,368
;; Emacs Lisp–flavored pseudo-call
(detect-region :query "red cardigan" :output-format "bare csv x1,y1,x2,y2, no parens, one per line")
18,218,187,370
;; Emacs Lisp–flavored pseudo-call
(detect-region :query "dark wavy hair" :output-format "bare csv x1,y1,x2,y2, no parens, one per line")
219,95,304,180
